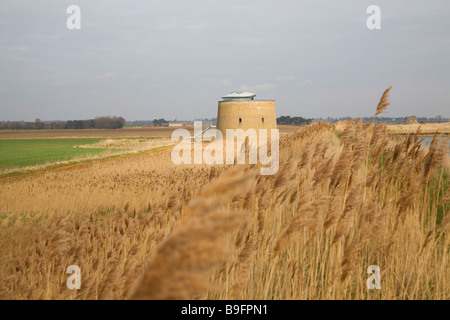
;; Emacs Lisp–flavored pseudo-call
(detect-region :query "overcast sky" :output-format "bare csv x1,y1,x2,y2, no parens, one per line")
0,0,449,121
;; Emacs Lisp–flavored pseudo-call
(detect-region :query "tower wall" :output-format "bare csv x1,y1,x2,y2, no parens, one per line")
216,100,277,137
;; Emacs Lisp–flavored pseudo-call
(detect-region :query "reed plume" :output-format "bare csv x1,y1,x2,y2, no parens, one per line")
374,85,393,120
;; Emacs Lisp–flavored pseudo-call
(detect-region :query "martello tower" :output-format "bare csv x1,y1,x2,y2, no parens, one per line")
216,92,277,137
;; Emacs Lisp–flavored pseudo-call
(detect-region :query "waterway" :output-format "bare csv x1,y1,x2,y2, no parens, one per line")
420,136,450,155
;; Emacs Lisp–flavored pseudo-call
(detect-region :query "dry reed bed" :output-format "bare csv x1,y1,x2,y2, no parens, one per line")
0,119,449,299
0,149,229,299
131,120,449,300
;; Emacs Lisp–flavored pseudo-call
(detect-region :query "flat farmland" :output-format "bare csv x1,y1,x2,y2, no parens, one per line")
0,134,174,176
0,138,109,171
0,125,300,176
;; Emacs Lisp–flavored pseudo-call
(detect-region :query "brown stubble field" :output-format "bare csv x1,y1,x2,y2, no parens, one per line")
0,127,179,139
0,119,449,300
0,125,300,140
386,122,450,136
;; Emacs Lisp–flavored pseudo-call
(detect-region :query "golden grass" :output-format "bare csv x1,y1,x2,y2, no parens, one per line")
0,149,231,299
0,96,449,299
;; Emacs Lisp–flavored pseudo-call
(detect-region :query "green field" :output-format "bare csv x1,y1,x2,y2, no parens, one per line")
0,138,113,171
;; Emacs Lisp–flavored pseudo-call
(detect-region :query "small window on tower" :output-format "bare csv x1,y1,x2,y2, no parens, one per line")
262,117,265,123
239,118,242,124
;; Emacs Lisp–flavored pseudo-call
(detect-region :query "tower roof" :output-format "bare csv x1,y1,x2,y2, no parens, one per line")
221,91,256,99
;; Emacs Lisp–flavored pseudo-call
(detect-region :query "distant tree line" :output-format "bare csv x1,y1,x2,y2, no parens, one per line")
315,116,449,124
152,118,169,126
0,116,126,130
277,116,312,126
126,120,155,126
65,116,125,129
